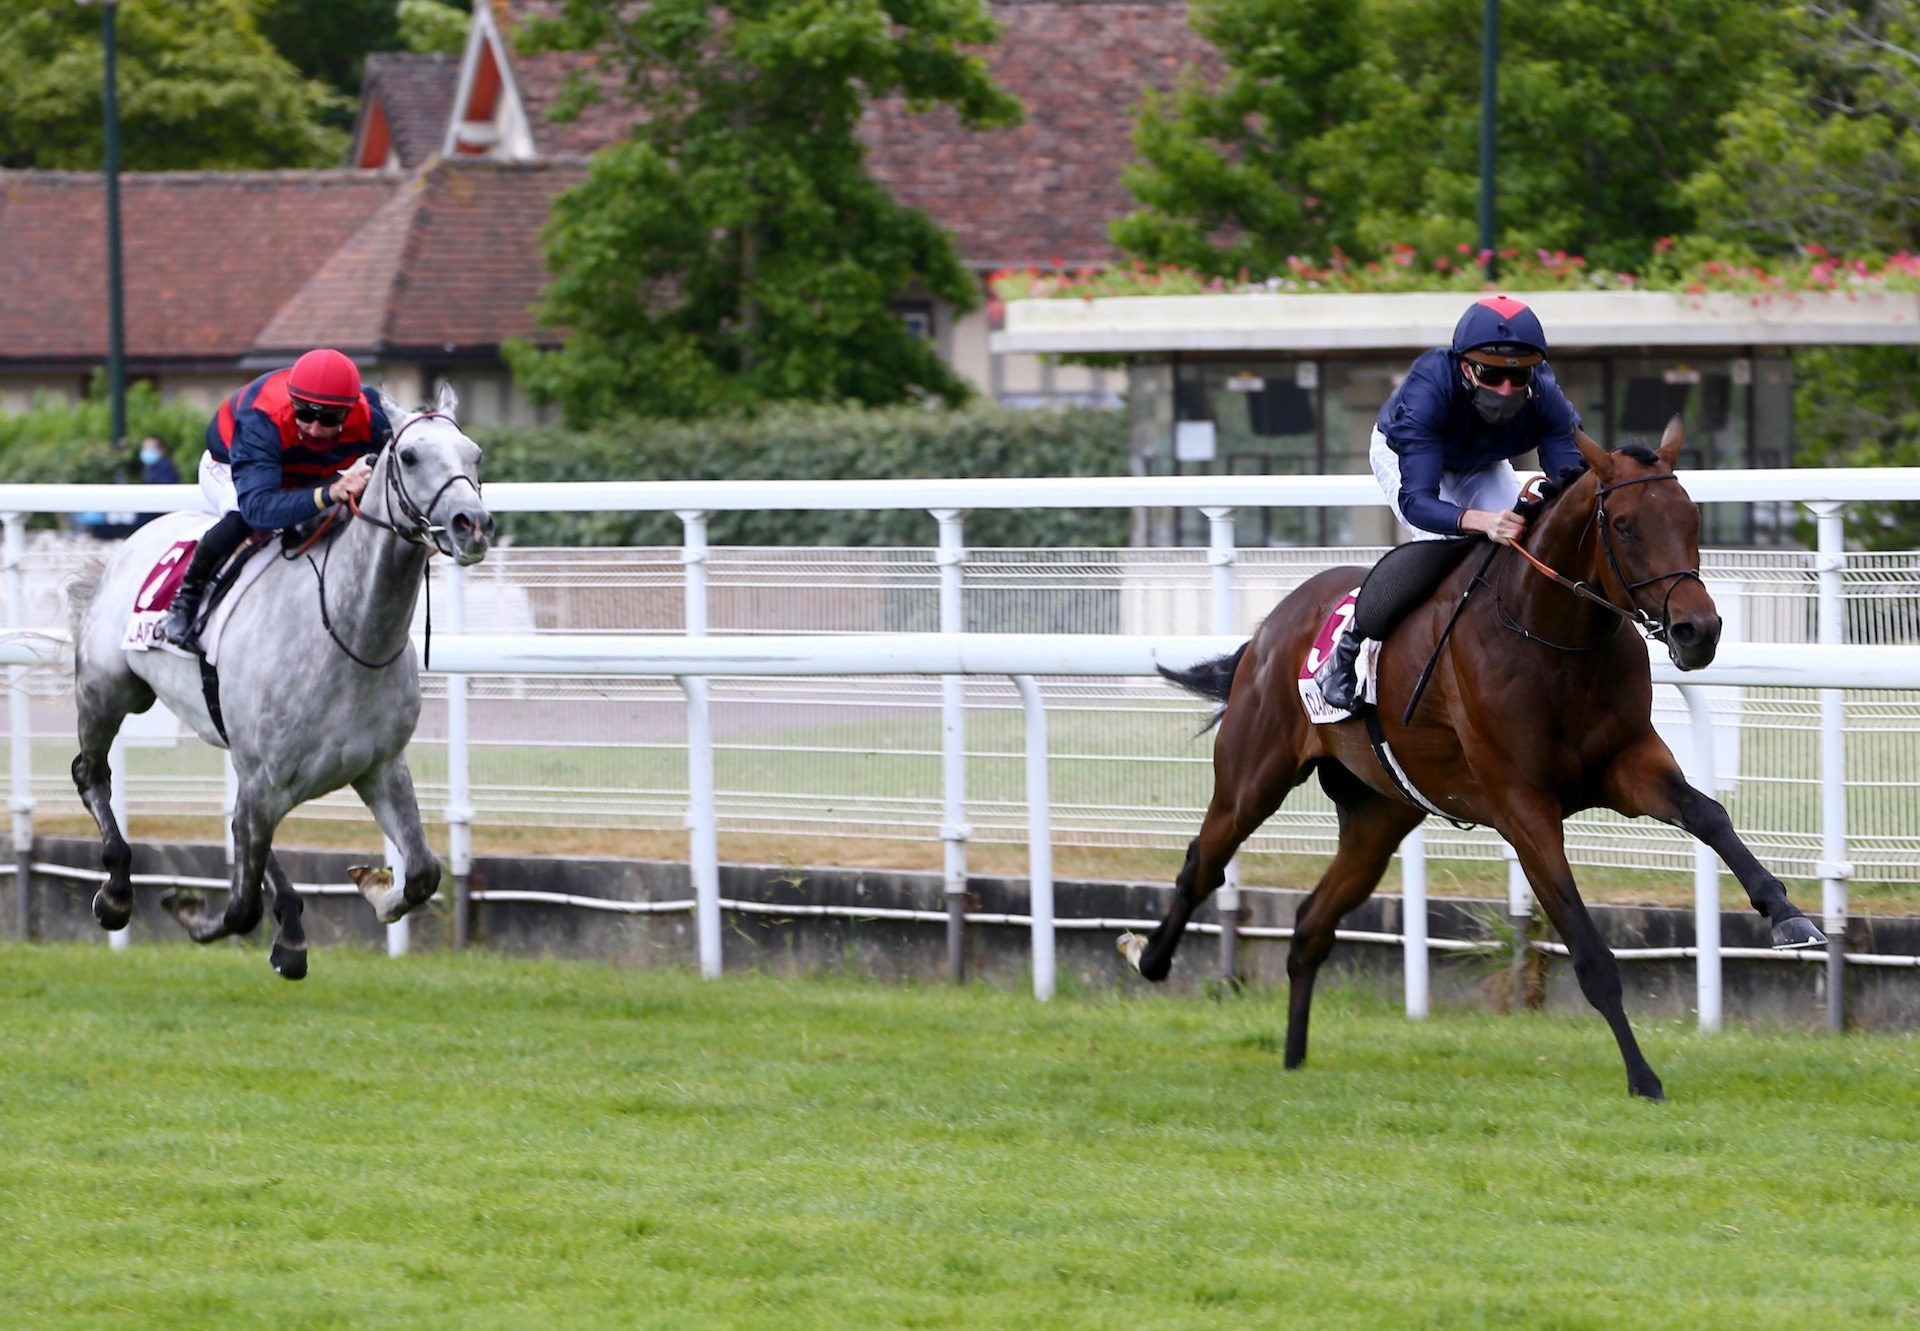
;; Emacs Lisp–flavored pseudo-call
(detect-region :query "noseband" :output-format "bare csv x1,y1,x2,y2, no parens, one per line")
1504,472,1703,651
348,411,484,559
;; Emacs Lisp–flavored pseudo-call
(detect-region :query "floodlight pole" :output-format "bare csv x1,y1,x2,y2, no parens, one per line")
1478,0,1498,283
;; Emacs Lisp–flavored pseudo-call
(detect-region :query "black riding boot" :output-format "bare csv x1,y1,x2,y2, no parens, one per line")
158,512,250,654
1313,629,1367,712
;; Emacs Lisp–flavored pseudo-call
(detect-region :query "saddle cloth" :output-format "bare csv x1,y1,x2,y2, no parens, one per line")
1297,588,1381,725
121,522,274,667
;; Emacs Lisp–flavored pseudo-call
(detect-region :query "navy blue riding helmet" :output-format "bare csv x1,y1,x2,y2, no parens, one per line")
1451,294,1548,364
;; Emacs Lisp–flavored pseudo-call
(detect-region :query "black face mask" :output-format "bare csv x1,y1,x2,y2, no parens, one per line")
1470,382,1530,425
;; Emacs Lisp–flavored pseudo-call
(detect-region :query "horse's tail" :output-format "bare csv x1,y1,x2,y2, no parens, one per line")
66,555,110,642
1156,641,1249,733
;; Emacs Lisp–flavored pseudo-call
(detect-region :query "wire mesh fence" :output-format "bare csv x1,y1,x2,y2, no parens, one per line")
10,534,1918,883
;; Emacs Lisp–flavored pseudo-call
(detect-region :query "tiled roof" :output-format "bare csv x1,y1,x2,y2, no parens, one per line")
502,1,1218,265
357,53,461,168
263,159,584,355
865,3,1221,266
381,159,585,351
0,171,400,363
255,172,433,352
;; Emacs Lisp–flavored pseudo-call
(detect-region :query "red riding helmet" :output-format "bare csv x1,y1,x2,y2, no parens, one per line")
287,348,362,406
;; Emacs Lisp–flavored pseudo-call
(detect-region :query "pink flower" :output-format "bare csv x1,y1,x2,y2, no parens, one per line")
1653,236,1675,255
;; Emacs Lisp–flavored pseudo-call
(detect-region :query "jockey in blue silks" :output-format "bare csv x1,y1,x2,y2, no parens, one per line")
1315,295,1585,711
158,348,389,653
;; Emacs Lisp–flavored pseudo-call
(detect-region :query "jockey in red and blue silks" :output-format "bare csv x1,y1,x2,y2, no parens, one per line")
1315,295,1587,711
158,348,392,653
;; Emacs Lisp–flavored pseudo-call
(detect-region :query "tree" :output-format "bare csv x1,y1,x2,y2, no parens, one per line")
1118,0,1788,275
396,0,472,56
0,0,346,170
1688,2,1920,255
255,0,472,102
1684,4,1920,519
1112,0,1371,275
504,0,1023,424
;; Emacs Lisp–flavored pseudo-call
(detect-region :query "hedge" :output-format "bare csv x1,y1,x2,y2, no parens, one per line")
476,403,1133,547
0,380,206,486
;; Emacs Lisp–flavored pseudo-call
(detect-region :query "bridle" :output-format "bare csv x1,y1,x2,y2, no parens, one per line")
1500,471,1704,653
296,410,484,670
345,411,483,560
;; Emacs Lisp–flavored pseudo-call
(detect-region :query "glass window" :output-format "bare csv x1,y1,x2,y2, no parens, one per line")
1322,359,1403,546
1610,355,1750,543
1170,360,1322,545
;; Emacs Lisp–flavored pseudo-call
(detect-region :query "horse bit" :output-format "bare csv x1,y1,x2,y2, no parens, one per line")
1500,472,1704,653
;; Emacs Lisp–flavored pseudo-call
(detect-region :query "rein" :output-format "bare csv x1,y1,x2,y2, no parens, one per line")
291,412,481,671
1498,472,1703,653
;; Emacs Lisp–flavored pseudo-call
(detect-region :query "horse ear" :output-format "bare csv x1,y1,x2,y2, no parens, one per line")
376,387,407,424
435,379,460,420
1657,415,1684,469
1574,427,1612,478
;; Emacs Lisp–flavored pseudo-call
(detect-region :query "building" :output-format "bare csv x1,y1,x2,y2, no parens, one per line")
994,287,1920,546
0,1,1217,424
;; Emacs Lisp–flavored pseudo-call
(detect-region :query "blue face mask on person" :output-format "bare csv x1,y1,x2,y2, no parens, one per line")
140,446,163,465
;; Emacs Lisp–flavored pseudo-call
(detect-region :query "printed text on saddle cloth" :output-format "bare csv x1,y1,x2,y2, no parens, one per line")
1298,588,1381,725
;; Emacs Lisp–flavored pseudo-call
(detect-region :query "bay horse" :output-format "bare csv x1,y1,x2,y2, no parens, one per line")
1135,421,1822,1099
68,384,493,979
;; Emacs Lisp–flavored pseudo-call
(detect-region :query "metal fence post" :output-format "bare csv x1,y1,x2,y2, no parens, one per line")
1402,826,1429,1018
444,560,474,950
1810,500,1851,1031
1202,506,1241,984
1680,684,1721,1030
931,509,970,983
1012,674,1054,1001
679,510,722,979
384,836,409,957
4,513,33,942
1502,840,1532,1007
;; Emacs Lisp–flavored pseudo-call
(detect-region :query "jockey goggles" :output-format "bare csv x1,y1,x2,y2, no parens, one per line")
1465,360,1536,389
292,400,351,427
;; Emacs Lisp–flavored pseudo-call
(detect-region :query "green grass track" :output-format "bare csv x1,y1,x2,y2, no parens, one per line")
2,946,1916,1328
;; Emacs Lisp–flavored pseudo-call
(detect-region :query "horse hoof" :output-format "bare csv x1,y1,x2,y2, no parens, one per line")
1771,916,1826,950
92,889,132,932
271,943,308,981
1116,933,1145,971
1632,1078,1668,1103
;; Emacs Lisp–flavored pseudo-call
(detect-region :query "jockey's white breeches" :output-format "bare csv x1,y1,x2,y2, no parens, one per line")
1368,427,1520,542
199,454,238,515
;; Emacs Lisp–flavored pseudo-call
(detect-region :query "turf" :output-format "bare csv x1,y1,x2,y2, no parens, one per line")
2,945,1916,1329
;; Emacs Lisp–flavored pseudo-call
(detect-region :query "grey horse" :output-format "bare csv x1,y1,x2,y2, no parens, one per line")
68,384,493,978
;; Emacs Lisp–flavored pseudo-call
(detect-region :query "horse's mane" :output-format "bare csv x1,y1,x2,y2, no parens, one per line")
1515,443,1661,519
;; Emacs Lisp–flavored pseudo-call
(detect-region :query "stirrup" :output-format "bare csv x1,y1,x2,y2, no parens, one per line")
158,600,204,653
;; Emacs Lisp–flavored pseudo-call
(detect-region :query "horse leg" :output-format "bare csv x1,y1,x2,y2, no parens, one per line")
350,755,442,924
162,790,274,946
1128,712,1309,983
264,852,307,980
1284,768,1425,1070
1497,792,1665,1100
70,671,153,931
1604,737,1824,948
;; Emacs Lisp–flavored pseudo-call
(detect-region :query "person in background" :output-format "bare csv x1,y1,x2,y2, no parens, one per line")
139,435,181,487
132,435,181,531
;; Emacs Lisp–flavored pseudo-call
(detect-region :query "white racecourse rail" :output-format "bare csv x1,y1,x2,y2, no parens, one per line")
3,470,1917,1022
